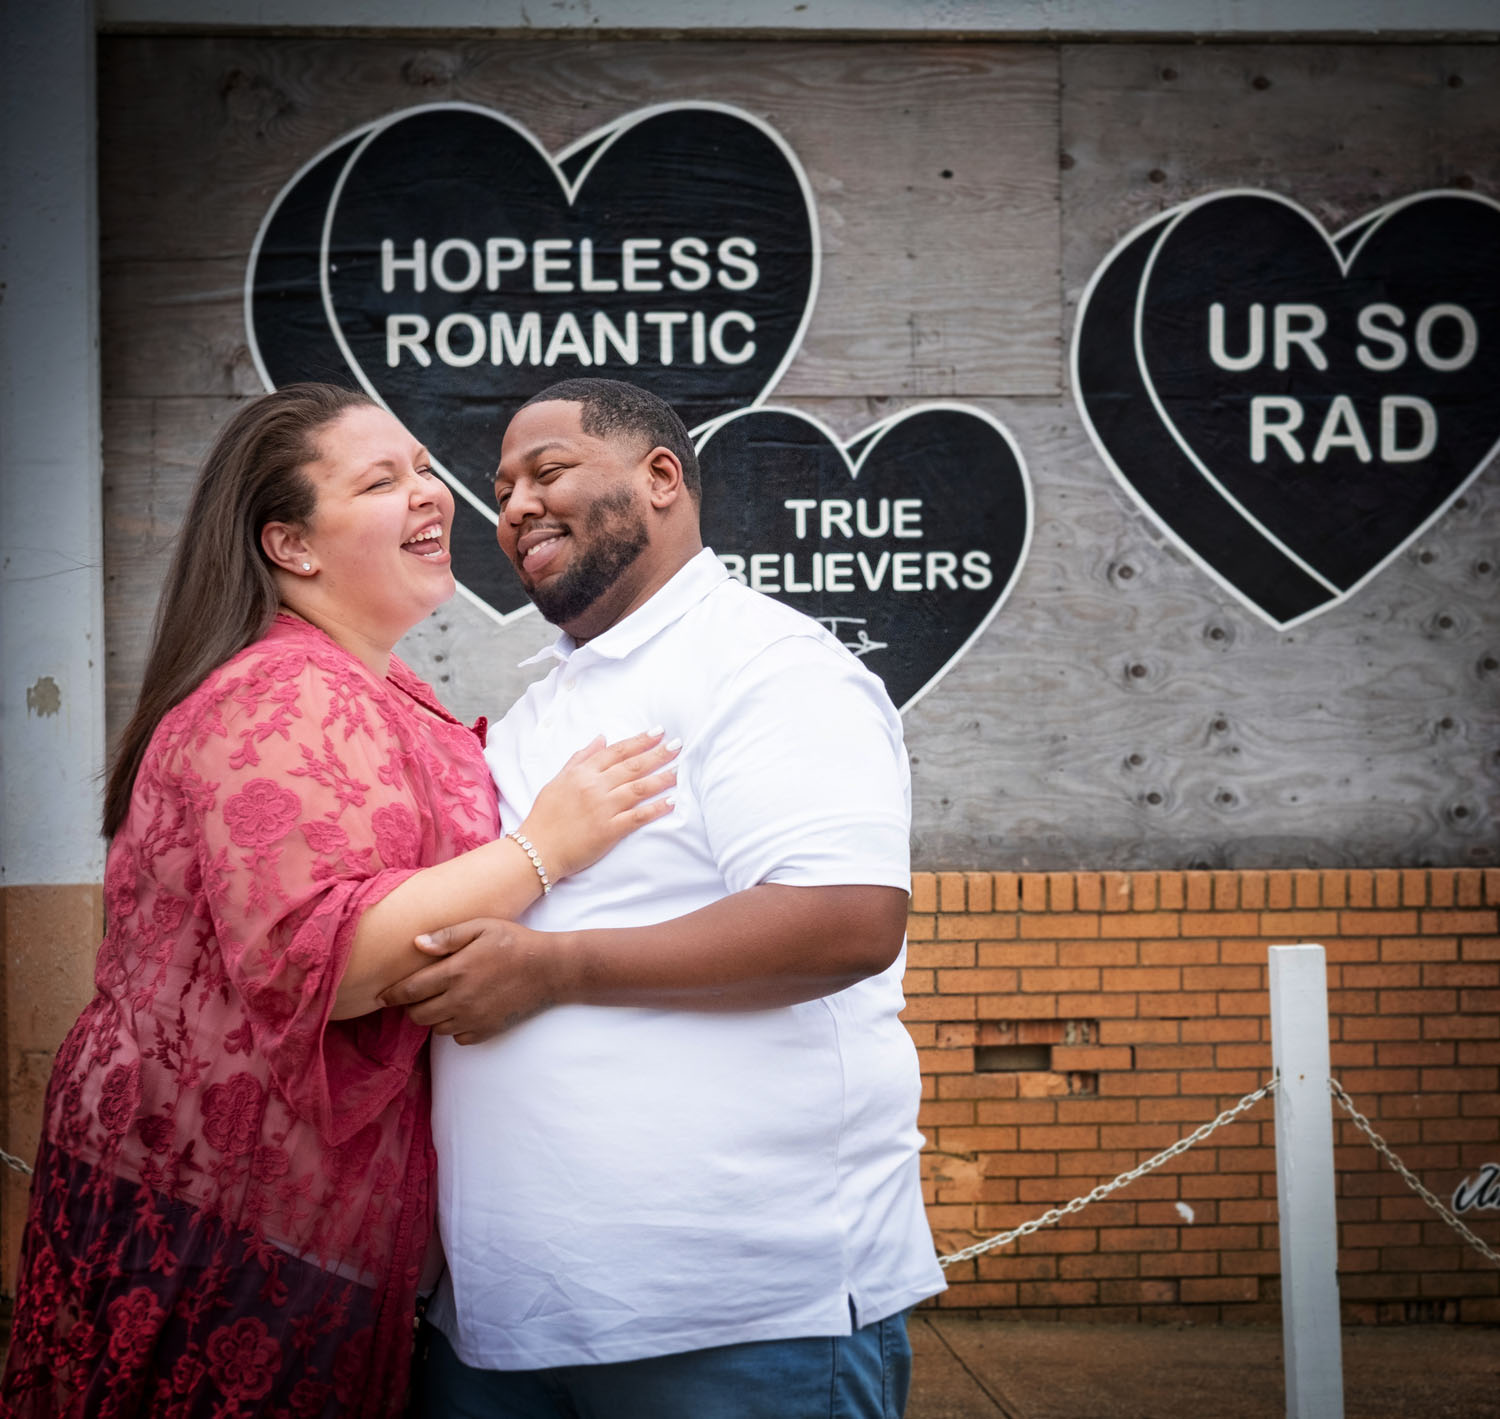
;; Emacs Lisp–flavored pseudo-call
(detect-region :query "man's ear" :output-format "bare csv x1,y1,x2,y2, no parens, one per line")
261,522,316,576
643,446,686,508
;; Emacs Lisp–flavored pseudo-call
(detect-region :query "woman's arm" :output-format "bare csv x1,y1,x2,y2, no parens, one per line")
331,731,678,1018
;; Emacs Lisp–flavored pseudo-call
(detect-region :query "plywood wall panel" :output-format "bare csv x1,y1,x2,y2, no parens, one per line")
99,37,1061,399
1047,42,1500,869
901,396,1499,870
98,36,1499,869
1058,43,1500,325
102,397,225,740
102,262,263,399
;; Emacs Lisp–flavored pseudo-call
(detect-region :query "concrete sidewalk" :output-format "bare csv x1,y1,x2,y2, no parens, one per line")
908,1317,1500,1419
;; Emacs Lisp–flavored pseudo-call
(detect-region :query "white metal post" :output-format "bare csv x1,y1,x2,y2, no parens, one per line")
1268,945,1345,1419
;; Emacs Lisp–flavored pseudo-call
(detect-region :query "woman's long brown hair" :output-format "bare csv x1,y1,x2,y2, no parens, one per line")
103,383,374,838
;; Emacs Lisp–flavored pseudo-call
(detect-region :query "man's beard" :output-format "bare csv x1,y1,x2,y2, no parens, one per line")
525,488,650,626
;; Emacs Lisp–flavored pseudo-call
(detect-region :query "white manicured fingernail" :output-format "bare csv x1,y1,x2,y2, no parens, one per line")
648,724,664,736
665,795,677,807
665,737,683,751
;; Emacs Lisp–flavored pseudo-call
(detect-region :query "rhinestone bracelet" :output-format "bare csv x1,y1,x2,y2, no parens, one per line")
506,829,552,895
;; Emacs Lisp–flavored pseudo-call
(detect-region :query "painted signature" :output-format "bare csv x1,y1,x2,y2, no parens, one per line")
816,616,888,659
1453,1162,1499,1213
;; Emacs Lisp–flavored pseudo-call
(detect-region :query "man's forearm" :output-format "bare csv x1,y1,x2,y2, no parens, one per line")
551,883,910,1011
379,882,912,1042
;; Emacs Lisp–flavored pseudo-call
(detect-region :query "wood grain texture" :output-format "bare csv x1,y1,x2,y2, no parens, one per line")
101,262,264,399
102,397,226,742
900,398,1499,870
1058,43,1500,330
1045,41,1500,869
98,36,1061,399
97,37,1499,869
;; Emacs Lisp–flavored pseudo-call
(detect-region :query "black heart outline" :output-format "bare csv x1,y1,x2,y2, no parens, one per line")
321,101,819,625
244,125,375,395
693,402,1033,714
1074,206,1338,627
1138,190,1500,604
1073,188,1500,629
243,100,820,627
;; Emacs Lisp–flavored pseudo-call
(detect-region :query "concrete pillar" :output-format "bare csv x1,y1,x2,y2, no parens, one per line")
0,0,106,1289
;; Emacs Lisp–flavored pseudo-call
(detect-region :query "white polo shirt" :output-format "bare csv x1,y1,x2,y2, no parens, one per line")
427,548,945,1369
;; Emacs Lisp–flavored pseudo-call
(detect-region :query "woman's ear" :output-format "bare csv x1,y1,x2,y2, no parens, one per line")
261,522,316,576
644,446,685,508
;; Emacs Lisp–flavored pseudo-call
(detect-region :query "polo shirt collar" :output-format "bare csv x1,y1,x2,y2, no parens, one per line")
518,547,729,668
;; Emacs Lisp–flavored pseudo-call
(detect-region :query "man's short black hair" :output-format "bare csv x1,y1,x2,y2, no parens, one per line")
522,379,701,500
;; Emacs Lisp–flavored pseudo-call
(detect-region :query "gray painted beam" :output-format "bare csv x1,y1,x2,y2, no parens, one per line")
0,0,107,886
96,0,1500,38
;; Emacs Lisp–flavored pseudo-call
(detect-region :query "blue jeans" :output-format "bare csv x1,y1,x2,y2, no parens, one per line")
416,1309,913,1419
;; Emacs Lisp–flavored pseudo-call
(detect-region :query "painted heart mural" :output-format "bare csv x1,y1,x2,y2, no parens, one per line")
246,101,819,620
695,406,1032,711
1073,189,1500,628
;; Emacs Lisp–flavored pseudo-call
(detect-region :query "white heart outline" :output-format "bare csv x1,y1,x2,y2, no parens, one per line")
246,100,821,627
321,100,820,626
245,123,376,395
1072,188,1500,630
692,401,1034,716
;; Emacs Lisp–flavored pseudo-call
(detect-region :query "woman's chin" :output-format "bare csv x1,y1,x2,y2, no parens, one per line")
418,580,454,614
383,578,458,640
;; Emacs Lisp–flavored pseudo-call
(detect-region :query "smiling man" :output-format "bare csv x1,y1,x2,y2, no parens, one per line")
384,377,944,1418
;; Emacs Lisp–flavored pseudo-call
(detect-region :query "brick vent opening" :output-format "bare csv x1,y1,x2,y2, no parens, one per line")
976,1020,1103,1097
976,1044,1052,1072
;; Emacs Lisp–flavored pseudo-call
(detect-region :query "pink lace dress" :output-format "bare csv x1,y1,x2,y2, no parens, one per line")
2,614,498,1418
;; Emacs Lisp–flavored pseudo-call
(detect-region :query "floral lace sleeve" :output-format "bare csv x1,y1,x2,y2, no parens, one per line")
162,645,437,1145
2,626,496,1419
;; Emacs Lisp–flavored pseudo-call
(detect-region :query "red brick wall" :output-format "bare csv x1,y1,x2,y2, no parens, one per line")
904,867,1500,1324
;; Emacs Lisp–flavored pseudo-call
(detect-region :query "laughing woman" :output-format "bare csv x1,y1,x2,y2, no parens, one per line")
0,384,675,1418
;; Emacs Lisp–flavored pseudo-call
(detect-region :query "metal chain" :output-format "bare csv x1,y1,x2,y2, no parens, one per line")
3,1074,1486,1273
1329,1077,1500,1268
938,1077,1278,1268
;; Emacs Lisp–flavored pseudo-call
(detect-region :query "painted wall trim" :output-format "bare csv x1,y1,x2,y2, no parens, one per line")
95,0,1500,38
0,0,107,885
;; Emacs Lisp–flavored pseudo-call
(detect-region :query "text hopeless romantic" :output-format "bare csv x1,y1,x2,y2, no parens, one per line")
375,236,763,370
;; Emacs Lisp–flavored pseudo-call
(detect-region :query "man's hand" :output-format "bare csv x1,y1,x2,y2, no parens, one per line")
378,918,574,1046
379,884,908,1040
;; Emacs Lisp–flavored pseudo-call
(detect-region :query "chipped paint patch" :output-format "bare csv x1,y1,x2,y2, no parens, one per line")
26,676,61,716
1175,1201,1196,1225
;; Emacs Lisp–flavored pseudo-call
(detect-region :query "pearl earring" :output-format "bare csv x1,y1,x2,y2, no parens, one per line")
302,562,311,572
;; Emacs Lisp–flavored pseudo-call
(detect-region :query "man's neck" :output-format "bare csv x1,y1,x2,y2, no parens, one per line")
564,539,702,645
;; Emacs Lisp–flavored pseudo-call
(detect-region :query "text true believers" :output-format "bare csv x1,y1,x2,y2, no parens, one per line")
718,497,996,596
